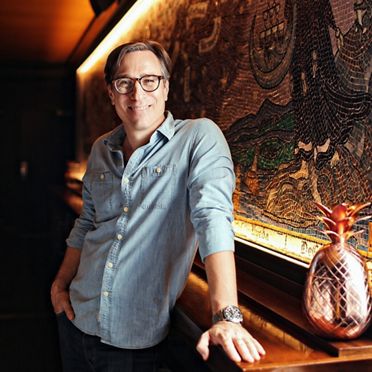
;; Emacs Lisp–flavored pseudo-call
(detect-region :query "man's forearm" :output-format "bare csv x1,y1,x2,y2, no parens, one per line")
51,247,81,318
198,250,265,363
204,250,238,314
52,247,81,290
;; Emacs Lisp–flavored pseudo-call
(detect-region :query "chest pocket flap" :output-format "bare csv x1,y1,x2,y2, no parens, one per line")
140,164,176,210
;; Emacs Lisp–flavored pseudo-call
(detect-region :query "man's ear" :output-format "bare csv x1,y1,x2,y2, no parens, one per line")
164,80,169,102
107,85,115,105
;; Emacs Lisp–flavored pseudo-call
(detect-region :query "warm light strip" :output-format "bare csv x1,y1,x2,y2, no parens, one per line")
77,0,162,74
234,215,329,245
234,237,309,268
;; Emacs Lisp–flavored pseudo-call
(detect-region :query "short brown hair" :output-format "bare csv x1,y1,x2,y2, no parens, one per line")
104,40,172,84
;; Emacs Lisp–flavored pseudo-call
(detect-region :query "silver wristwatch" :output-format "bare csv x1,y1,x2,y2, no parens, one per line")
212,305,243,324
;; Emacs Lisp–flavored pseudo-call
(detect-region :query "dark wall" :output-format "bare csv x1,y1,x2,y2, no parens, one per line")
0,67,75,371
0,67,75,232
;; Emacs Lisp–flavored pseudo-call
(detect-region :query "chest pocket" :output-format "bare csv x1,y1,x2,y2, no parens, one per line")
140,164,176,210
88,171,114,221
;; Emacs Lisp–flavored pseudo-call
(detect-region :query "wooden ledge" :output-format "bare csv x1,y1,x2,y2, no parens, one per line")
176,268,372,371
232,254,372,358
174,250,372,372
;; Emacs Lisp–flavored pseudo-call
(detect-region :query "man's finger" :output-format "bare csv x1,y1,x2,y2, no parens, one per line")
221,338,243,363
63,303,75,321
244,337,262,362
234,338,255,363
196,332,210,360
252,337,266,355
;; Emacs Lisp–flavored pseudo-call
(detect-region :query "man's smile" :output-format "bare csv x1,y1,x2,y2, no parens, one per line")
129,104,151,111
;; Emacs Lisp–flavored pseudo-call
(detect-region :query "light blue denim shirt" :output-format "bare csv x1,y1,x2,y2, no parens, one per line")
66,111,235,349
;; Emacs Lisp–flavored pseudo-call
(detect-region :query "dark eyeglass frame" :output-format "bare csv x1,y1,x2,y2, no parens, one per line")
112,75,165,94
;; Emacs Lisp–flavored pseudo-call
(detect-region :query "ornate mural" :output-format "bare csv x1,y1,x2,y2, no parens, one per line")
77,0,371,258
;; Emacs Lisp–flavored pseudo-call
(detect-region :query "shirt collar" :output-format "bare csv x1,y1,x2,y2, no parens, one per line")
104,125,125,152
104,111,175,151
156,111,175,141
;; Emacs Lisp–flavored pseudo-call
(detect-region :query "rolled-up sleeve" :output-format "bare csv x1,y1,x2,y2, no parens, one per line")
65,161,96,249
187,119,236,261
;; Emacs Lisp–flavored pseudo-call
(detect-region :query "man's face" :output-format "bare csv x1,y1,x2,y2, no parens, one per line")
107,50,169,135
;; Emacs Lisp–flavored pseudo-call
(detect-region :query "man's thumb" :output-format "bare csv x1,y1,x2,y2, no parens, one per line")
196,332,210,361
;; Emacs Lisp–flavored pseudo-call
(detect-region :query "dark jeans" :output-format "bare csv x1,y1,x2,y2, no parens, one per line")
56,312,163,372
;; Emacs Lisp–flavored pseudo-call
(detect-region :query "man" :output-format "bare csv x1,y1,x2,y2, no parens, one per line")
51,40,265,371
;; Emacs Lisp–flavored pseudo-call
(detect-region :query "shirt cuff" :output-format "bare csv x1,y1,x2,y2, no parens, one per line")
198,221,235,262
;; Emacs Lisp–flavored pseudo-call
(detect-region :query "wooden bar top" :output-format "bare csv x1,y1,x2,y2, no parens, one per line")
175,263,372,371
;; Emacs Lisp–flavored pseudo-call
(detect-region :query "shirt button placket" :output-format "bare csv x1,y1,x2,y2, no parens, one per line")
105,171,129,333
101,168,130,338
119,174,130,241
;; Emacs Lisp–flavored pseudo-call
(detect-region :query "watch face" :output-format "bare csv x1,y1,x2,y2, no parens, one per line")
223,305,243,322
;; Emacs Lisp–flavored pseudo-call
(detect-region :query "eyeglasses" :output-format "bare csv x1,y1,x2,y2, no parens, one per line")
112,75,165,94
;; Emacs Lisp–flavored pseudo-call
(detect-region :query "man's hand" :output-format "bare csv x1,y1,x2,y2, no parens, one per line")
50,281,75,321
50,247,81,321
196,321,265,363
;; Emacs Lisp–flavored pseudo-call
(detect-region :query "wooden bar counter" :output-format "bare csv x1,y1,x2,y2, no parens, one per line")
57,188,372,371
172,249,372,371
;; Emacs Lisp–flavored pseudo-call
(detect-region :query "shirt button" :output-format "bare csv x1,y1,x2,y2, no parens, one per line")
100,174,105,180
107,262,113,268
103,291,109,297
117,234,123,240
155,167,162,174
123,206,129,213
123,177,129,184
